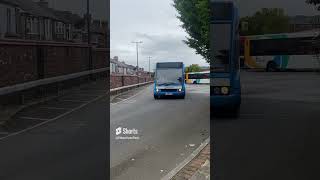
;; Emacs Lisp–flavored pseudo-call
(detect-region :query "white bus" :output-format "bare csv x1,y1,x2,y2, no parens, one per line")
185,71,210,84
242,30,320,71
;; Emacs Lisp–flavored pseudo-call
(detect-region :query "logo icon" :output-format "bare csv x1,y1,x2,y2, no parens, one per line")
116,127,122,135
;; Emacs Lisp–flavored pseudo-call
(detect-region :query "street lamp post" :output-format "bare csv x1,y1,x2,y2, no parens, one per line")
132,41,143,72
148,56,152,72
87,0,92,71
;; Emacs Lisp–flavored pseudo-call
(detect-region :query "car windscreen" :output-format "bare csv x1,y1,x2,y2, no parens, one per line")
156,68,183,85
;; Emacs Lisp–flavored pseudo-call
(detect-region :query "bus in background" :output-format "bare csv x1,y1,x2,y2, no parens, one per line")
242,30,320,72
154,62,186,99
210,1,241,114
185,71,210,84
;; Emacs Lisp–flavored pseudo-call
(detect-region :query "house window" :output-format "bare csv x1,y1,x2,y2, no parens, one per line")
33,18,38,34
26,17,39,34
44,19,51,40
55,22,66,38
56,22,61,34
26,17,32,33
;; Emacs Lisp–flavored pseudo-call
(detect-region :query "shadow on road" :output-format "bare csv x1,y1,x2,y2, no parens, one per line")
211,108,240,120
154,97,185,100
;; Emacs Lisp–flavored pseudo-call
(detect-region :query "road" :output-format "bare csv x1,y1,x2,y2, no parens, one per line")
213,71,320,180
2,71,316,180
110,84,210,180
0,81,109,180
0,82,209,180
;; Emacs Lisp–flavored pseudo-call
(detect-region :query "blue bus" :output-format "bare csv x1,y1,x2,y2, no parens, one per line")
154,62,186,99
210,1,241,114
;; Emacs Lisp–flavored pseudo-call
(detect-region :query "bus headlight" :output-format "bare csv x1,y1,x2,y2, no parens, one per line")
221,87,229,95
178,89,182,92
156,88,159,92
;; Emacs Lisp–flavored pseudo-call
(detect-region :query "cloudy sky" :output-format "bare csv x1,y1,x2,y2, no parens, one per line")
110,0,319,71
110,0,208,71
44,0,319,71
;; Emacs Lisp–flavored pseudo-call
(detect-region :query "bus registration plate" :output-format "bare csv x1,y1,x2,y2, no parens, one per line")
165,93,173,95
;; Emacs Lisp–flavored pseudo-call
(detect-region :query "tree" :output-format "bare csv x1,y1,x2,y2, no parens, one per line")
185,64,201,73
306,0,320,10
240,8,290,35
173,0,210,63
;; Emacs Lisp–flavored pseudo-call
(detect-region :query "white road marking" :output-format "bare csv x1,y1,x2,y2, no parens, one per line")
120,100,136,104
0,94,106,141
68,94,99,97
60,100,89,103
19,117,50,121
40,107,71,110
111,85,150,106
77,89,106,93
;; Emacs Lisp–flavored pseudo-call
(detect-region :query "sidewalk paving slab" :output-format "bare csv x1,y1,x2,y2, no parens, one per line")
172,143,210,180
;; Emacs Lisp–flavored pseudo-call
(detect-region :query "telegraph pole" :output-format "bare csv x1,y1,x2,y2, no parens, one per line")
132,41,143,72
87,0,92,71
148,56,152,72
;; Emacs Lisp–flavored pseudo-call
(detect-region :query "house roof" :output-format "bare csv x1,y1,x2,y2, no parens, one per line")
126,65,136,70
13,0,58,20
110,58,137,69
117,61,128,68
0,0,19,6
110,58,118,64
46,9,82,24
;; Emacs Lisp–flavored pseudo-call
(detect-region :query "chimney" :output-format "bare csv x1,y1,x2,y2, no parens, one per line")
38,0,49,8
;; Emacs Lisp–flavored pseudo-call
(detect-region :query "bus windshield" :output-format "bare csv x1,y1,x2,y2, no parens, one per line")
156,68,182,85
211,23,231,72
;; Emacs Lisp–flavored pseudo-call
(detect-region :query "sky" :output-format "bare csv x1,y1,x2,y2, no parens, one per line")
43,0,319,71
110,0,319,71
110,0,209,71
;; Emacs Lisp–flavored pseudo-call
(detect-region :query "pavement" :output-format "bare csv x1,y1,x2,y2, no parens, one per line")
171,143,210,180
0,79,109,180
110,84,210,180
213,71,320,180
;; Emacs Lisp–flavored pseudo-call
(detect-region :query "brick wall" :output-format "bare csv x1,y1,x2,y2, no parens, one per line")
0,39,108,88
0,44,38,87
110,75,153,89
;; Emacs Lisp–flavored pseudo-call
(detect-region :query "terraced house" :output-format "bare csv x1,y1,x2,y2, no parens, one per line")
0,0,109,47
0,0,18,38
0,0,71,41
